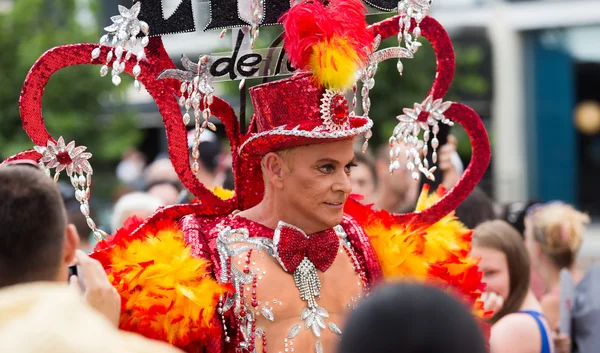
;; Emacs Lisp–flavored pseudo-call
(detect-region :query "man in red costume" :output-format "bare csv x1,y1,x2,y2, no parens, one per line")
181,72,380,353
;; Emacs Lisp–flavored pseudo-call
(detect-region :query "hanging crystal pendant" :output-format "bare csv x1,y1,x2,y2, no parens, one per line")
93,2,150,90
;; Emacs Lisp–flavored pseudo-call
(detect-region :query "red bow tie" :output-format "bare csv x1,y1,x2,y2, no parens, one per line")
274,222,340,273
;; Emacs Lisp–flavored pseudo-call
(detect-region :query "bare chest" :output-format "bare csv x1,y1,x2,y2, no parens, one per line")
215,225,368,353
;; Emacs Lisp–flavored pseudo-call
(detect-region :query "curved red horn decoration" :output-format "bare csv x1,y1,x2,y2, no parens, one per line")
368,16,455,100
0,150,42,166
18,39,233,211
395,103,491,226
368,15,490,226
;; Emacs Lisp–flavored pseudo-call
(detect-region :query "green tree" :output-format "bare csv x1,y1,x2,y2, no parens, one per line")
0,0,141,164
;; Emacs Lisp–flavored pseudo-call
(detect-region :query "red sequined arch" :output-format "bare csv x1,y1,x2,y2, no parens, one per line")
16,38,236,211
368,15,456,101
367,15,490,227
397,103,490,226
0,150,42,166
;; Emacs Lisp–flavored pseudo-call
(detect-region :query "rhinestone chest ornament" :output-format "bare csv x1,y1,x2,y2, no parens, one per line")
216,221,367,353
273,222,339,310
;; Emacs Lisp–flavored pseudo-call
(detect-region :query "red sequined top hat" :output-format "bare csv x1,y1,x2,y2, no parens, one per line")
239,73,372,158
239,0,375,157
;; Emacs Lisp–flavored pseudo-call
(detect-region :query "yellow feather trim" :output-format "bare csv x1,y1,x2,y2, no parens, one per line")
98,222,231,350
353,186,488,322
212,186,235,200
309,36,361,91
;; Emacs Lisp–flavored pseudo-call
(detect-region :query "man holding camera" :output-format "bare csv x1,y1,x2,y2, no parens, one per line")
0,162,182,353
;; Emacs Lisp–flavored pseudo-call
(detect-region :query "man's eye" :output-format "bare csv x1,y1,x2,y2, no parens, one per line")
319,165,335,173
345,162,358,174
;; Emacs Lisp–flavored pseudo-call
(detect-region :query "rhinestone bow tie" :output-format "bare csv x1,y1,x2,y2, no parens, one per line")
273,222,339,273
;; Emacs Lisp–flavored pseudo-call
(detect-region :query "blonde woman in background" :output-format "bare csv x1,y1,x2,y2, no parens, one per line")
525,202,590,333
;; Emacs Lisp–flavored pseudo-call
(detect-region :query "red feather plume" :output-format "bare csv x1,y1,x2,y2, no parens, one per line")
281,0,373,89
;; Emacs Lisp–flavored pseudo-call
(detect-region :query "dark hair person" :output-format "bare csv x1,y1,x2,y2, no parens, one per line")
338,282,487,353
0,164,73,287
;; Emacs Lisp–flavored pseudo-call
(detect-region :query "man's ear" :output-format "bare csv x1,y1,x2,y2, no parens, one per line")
63,224,80,266
262,152,285,189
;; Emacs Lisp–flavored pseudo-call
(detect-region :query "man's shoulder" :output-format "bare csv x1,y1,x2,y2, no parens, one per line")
180,213,232,259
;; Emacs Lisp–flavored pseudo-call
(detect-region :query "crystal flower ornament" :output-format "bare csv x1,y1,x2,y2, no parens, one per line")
159,54,217,173
390,96,454,181
91,2,149,90
34,137,92,178
34,137,106,241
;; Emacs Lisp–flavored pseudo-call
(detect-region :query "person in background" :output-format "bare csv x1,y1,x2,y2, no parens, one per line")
500,201,545,300
525,202,590,332
374,142,421,213
350,147,377,204
338,282,487,353
111,192,165,232
455,187,497,229
374,137,462,213
0,162,182,353
472,220,553,353
438,135,463,189
144,158,183,205
188,129,225,189
116,148,146,189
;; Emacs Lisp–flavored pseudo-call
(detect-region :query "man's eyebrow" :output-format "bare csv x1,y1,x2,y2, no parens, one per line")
315,157,357,165
315,158,339,164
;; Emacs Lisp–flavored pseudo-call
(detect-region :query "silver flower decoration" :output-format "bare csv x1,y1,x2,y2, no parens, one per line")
34,137,106,241
34,137,93,177
390,96,454,181
92,2,149,89
159,54,216,174
103,3,148,42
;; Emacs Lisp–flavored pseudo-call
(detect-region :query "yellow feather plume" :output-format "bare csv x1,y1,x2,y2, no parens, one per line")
96,223,231,350
349,186,489,323
309,36,361,91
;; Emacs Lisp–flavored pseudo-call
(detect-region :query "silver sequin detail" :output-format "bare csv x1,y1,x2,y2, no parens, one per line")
261,306,275,322
288,324,302,339
328,322,342,335
315,341,324,353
